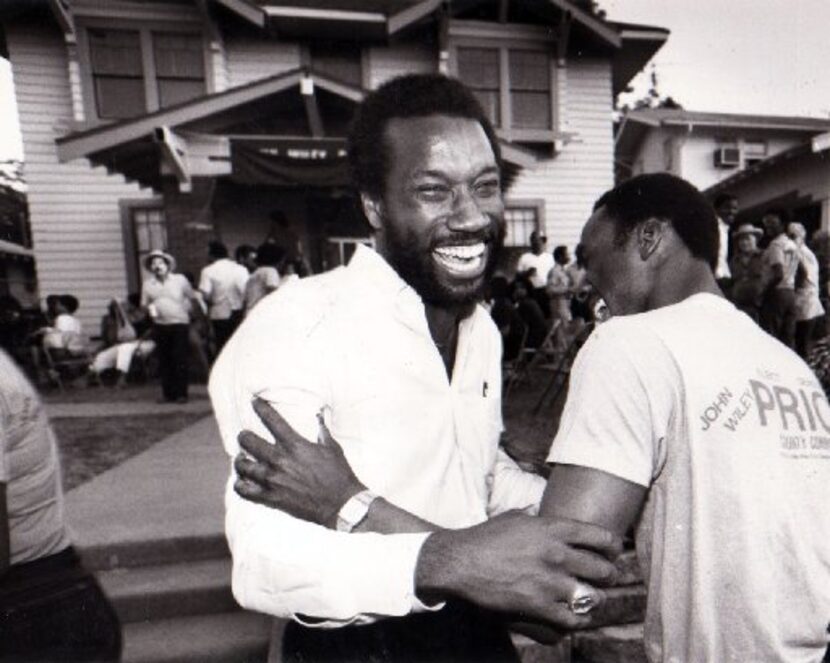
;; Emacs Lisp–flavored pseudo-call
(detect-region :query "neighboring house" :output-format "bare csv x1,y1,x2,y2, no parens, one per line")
615,108,830,191
705,130,830,238
0,183,36,307
1,0,666,333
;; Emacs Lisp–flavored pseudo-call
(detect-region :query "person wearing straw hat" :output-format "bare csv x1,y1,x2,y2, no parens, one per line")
728,222,765,321
140,249,195,403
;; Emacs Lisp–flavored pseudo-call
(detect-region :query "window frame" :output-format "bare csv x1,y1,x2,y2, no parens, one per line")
504,198,545,248
77,18,211,124
119,198,166,294
449,26,558,144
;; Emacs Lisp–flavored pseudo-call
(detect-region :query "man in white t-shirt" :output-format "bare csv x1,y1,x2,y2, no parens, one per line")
516,231,554,318
229,173,830,661
759,209,800,350
543,173,830,662
199,240,249,353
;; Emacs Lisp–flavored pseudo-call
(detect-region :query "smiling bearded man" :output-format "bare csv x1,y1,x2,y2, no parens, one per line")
209,73,620,663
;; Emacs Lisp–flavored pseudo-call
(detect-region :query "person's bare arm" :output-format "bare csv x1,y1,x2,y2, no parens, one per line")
0,483,10,575
540,464,647,539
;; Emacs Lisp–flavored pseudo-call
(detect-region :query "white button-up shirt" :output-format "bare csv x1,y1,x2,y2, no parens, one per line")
199,258,249,320
209,245,544,626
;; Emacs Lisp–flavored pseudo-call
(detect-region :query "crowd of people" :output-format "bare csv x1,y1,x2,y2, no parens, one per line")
1,71,828,662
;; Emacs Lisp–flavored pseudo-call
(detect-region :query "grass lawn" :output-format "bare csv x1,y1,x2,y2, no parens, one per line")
53,411,209,491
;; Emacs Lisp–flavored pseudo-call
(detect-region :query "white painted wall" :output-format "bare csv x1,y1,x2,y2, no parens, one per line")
509,59,615,252
6,22,153,336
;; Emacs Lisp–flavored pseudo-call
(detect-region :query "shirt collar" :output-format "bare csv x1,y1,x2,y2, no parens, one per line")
346,244,481,342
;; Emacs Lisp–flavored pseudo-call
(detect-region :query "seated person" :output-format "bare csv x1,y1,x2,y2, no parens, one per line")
42,295,85,358
89,297,156,387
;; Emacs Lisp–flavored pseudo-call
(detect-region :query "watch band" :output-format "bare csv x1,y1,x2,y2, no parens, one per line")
336,489,378,532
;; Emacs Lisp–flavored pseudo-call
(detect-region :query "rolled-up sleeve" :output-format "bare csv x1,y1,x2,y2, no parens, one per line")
487,449,546,516
209,287,432,626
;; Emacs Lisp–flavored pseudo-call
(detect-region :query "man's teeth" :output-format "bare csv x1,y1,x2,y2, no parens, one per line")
433,243,485,260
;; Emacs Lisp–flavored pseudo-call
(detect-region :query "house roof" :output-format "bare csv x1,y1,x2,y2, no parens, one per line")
55,65,538,189
704,133,830,198
616,108,830,162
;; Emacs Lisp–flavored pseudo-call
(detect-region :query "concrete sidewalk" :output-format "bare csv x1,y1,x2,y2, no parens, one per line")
65,413,229,564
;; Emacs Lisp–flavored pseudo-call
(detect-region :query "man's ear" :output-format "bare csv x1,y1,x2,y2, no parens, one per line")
637,218,666,260
360,193,384,232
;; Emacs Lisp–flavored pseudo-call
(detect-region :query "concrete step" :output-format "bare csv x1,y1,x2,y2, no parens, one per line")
99,557,236,623
572,623,646,663
122,611,272,663
80,532,230,571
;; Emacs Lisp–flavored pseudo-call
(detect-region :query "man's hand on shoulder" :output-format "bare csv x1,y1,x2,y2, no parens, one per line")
414,512,621,629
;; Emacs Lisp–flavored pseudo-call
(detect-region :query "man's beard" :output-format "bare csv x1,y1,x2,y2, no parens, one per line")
383,215,504,308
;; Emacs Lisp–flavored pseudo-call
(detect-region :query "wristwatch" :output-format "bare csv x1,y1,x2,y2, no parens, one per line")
336,489,378,532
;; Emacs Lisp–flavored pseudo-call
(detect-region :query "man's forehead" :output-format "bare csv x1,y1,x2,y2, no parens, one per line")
383,115,496,163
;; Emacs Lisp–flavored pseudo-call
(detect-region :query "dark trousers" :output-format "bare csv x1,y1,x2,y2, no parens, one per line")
760,288,797,349
0,547,122,662
155,323,189,400
282,601,519,663
530,287,551,320
211,310,243,355
796,316,823,358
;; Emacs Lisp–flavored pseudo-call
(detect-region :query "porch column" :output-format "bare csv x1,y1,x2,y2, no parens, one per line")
162,177,218,281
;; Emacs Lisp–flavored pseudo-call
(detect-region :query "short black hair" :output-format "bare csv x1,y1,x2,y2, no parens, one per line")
256,242,285,268
208,240,228,259
59,294,79,314
714,193,737,209
348,73,502,200
764,207,790,226
235,244,256,262
553,245,569,263
594,173,719,271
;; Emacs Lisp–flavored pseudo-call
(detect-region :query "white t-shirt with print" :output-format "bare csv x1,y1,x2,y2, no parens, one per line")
549,294,830,663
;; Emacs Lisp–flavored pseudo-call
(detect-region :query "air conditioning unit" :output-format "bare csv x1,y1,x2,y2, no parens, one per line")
714,147,741,168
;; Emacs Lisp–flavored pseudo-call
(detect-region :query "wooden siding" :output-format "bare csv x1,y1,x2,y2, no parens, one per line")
368,42,435,89
224,36,301,88
508,59,614,251
6,22,154,335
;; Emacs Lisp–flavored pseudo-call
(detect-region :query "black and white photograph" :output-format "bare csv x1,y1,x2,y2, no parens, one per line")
0,1,828,661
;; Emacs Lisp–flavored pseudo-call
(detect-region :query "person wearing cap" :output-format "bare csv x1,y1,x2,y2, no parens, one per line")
728,222,765,321
140,249,195,404
516,231,554,319
788,222,825,357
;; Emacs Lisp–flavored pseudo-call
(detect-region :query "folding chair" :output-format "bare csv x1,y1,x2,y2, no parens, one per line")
43,345,96,391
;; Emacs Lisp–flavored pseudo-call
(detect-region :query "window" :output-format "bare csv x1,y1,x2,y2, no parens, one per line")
153,33,206,108
308,43,363,88
89,29,146,119
455,44,554,140
324,237,374,269
132,207,167,281
509,50,550,130
504,204,542,247
458,47,501,126
742,140,767,167
87,27,206,120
